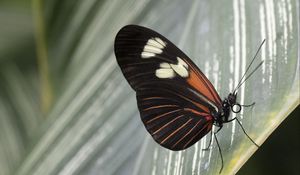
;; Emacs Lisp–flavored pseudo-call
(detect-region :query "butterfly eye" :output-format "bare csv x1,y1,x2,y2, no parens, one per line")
231,104,241,113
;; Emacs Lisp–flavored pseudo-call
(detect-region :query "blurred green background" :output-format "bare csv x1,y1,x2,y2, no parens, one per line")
0,0,299,175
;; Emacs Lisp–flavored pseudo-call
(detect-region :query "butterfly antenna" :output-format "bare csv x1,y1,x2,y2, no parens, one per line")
234,60,264,91
233,39,266,94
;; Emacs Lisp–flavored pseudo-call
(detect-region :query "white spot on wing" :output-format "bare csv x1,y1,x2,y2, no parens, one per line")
141,52,155,58
154,37,166,47
160,62,171,68
155,57,189,79
155,68,175,78
147,38,164,49
141,37,167,59
177,57,188,68
143,45,163,54
170,64,188,77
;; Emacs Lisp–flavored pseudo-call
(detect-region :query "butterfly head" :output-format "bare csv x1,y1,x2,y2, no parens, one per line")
226,92,242,113
215,93,241,126
227,92,237,106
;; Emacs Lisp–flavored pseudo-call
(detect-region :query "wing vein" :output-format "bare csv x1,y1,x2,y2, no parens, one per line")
143,104,178,111
183,122,210,149
161,118,193,144
146,109,181,124
171,120,202,149
152,114,184,135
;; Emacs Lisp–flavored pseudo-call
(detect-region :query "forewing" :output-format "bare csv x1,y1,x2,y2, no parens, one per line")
114,25,222,106
114,25,221,150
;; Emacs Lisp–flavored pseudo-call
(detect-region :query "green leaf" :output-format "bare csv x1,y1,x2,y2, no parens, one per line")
0,0,298,175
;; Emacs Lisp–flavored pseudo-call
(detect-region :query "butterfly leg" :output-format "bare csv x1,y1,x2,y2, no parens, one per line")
202,130,213,150
215,125,223,133
214,132,224,174
240,102,255,107
202,124,223,150
226,117,236,122
234,118,260,147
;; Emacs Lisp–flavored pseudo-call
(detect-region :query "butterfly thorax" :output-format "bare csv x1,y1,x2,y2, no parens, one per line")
213,93,238,127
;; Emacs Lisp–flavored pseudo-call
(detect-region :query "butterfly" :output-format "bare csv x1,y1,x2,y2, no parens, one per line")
114,25,263,173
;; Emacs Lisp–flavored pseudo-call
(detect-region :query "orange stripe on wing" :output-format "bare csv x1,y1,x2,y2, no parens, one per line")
206,122,213,132
183,108,213,122
142,97,168,101
171,120,202,149
143,105,178,111
187,71,215,103
146,109,181,124
161,118,193,144
183,122,210,149
152,114,184,135
183,108,210,116
186,61,222,105
175,93,210,113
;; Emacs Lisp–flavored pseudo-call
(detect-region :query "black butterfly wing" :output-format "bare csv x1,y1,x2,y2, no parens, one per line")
137,82,214,150
114,25,222,150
